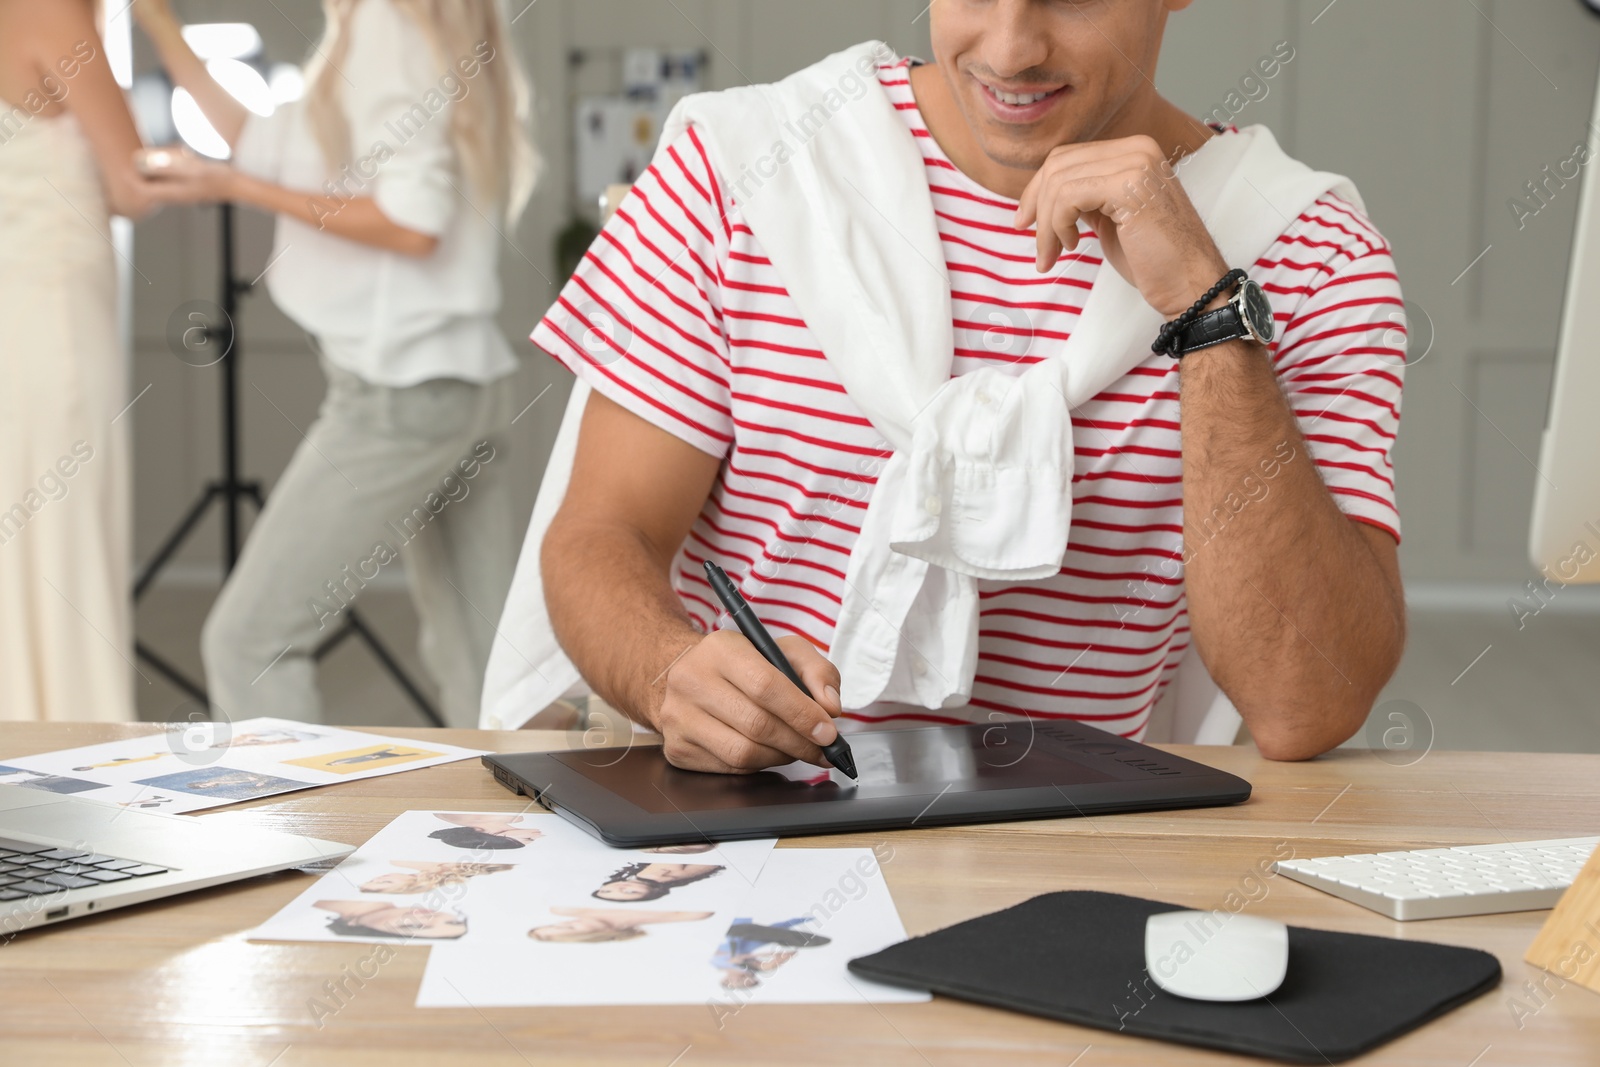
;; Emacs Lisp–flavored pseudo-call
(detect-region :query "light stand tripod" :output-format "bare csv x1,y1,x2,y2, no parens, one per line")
133,203,445,728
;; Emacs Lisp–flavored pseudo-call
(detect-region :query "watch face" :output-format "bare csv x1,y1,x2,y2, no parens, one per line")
1242,280,1275,343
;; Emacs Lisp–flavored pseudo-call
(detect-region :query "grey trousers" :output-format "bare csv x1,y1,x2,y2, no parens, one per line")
202,360,515,728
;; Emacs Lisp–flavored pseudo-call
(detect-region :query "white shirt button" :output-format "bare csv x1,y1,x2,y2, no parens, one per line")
924,495,942,516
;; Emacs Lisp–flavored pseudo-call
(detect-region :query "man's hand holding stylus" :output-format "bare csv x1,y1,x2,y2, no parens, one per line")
653,631,845,774
542,392,850,775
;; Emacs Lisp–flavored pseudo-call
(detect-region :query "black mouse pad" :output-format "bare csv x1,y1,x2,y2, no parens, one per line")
848,891,1501,1064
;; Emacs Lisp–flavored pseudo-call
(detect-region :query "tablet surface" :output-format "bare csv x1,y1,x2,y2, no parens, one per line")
484,721,1251,847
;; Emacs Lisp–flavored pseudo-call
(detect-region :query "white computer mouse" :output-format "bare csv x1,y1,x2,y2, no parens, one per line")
1144,910,1289,1002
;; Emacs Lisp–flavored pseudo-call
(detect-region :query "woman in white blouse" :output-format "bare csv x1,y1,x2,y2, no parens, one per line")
133,0,539,726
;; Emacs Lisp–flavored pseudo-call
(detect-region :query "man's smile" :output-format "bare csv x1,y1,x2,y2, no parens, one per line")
972,73,1071,124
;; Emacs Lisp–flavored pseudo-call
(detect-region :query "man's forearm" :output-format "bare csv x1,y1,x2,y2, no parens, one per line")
541,520,702,728
1177,339,1404,759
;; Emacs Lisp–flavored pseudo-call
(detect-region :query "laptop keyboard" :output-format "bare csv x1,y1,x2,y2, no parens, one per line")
0,836,171,900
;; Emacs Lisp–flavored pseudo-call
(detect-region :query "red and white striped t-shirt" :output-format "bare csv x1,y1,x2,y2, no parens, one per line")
532,57,1406,740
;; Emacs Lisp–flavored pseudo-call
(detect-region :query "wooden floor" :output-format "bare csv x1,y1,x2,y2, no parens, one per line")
135,584,1600,752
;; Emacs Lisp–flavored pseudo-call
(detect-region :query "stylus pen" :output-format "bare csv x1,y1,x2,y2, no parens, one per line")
703,560,858,779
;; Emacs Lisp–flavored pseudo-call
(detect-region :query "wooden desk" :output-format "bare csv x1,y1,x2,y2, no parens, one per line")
0,723,1595,1066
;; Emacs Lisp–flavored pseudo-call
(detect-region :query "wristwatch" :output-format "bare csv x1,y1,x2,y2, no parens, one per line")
1170,276,1275,357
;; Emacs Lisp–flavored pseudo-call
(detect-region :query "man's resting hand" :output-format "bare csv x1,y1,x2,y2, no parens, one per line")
653,631,844,773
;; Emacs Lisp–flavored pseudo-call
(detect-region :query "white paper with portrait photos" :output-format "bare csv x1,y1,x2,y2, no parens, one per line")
416,845,928,1007
700,847,929,1009
247,809,778,949
0,718,484,812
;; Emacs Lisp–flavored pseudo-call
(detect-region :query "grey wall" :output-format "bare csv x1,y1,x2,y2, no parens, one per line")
130,1,1600,593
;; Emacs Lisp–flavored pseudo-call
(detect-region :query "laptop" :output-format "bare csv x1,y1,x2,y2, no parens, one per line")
0,784,353,934
485,720,1252,848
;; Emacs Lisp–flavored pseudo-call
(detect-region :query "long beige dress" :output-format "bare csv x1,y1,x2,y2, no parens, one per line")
0,108,134,721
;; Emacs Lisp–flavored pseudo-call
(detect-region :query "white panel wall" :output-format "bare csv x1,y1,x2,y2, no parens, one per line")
130,0,1600,593
1154,0,1600,583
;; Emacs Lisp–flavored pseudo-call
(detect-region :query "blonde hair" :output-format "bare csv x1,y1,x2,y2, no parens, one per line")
303,0,539,222
528,924,646,943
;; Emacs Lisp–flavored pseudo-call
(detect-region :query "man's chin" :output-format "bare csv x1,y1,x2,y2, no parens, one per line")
966,119,1078,171
972,138,1059,178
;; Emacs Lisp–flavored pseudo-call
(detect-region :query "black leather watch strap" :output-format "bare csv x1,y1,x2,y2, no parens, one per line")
1152,268,1245,357
1173,302,1245,356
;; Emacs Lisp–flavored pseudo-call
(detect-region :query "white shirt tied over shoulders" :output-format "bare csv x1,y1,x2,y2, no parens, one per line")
231,0,515,388
480,40,1363,728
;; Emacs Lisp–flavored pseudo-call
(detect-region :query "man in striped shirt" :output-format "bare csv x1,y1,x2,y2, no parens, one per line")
536,2,1406,773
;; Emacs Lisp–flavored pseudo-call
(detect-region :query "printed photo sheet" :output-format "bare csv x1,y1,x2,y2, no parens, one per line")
249,809,777,948
248,810,925,1006
418,846,927,1008
697,847,930,1009
0,718,484,812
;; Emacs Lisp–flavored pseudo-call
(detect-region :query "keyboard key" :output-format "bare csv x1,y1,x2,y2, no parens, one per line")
0,838,52,855
80,869,132,883
35,848,93,862
38,873,96,890
9,880,59,896
120,865,169,878
95,859,145,871
0,890,25,901
15,868,58,881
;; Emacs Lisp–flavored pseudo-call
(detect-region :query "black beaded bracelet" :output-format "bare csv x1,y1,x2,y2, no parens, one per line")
1151,268,1246,357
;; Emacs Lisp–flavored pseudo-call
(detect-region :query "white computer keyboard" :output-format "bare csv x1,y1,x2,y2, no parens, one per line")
1273,836,1598,921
